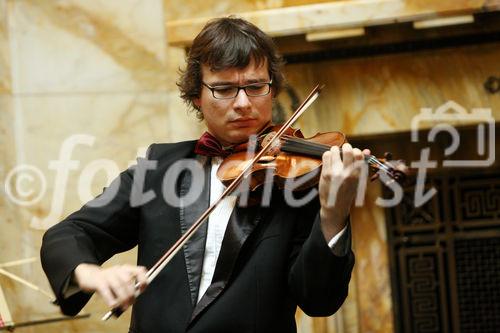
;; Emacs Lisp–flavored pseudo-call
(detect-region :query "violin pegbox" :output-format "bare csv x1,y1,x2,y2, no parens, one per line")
369,153,409,185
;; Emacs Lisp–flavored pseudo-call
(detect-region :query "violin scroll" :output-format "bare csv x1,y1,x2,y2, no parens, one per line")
368,155,409,185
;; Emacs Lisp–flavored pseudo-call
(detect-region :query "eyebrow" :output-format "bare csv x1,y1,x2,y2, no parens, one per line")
207,78,270,86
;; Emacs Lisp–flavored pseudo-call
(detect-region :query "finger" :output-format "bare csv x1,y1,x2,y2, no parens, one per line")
124,265,147,294
118,269,138,305
363,148,371,156
108,275,132,310
341,143,353,167
97,285,118,308
134,266,149,292
330,145,342,169
353,148,364,162
322,150,332,177
350,148,365,179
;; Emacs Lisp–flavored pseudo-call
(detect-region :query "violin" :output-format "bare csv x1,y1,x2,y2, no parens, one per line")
217,124,407,192
102,84,407,321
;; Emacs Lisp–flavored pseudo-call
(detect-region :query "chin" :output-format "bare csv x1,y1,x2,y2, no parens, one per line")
226,136,247,146
238,130,261,142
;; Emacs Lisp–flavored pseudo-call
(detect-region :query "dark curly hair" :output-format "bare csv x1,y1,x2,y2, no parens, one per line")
177,17,285,120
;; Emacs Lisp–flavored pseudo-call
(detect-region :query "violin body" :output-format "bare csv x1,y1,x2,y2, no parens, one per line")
217,125,346,191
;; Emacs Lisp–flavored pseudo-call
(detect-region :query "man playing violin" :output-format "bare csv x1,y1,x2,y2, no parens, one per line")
41,17,368,332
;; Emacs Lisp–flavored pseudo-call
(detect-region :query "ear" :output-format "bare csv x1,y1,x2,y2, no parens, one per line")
193,97,201,109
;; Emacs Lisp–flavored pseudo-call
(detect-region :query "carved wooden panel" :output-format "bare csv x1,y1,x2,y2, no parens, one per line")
385,171,500,333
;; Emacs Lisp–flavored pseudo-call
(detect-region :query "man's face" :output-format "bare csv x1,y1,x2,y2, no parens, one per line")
194,59,273,146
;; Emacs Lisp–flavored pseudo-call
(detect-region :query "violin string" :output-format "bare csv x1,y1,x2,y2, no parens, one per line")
281,136,329,155
282,135,330,149
281,136,393,174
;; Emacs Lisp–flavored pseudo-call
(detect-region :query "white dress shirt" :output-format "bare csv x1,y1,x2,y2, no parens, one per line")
197,157,237,302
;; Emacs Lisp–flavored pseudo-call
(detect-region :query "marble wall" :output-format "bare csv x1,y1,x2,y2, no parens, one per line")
282,44,500,136
0,1,202,332
0,0,10,94
1,0,498,332
163,0,338,21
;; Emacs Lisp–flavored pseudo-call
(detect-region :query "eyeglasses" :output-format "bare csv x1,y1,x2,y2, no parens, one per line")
202,79,273,99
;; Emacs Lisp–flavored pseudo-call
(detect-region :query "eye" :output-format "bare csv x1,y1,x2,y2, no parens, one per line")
213,86,237,95
246,83,266,91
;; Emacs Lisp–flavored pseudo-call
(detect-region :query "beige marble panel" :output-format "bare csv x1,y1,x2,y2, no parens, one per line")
164,0,489,22
283,42,500,136
0,96,15,229
166,89,206,140
164,0,253,21
9,0,167,94
1,246,135,333
0,0,10,94
352,185,394,333
164,0,342,21
0,91,200,332
0,96,14,174
0,97,28,331
9,92,197,230
0,97,16,229
165,46,189,91
1,98,137,331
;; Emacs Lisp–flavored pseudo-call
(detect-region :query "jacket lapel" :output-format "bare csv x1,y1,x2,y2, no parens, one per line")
179,156,211,305
189,203,263,323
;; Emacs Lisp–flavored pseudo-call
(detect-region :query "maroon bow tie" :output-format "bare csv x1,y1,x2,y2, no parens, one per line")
194,132,232,157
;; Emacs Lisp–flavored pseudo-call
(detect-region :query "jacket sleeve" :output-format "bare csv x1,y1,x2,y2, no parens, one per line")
287,199,355,317
40,163,142,316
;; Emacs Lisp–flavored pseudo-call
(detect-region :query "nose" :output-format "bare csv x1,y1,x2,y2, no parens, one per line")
233,88,252,113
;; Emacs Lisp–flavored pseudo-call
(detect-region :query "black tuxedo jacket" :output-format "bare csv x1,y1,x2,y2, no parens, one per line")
41,141,355,332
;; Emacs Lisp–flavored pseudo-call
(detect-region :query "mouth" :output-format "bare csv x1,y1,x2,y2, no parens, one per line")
229,118,258,128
